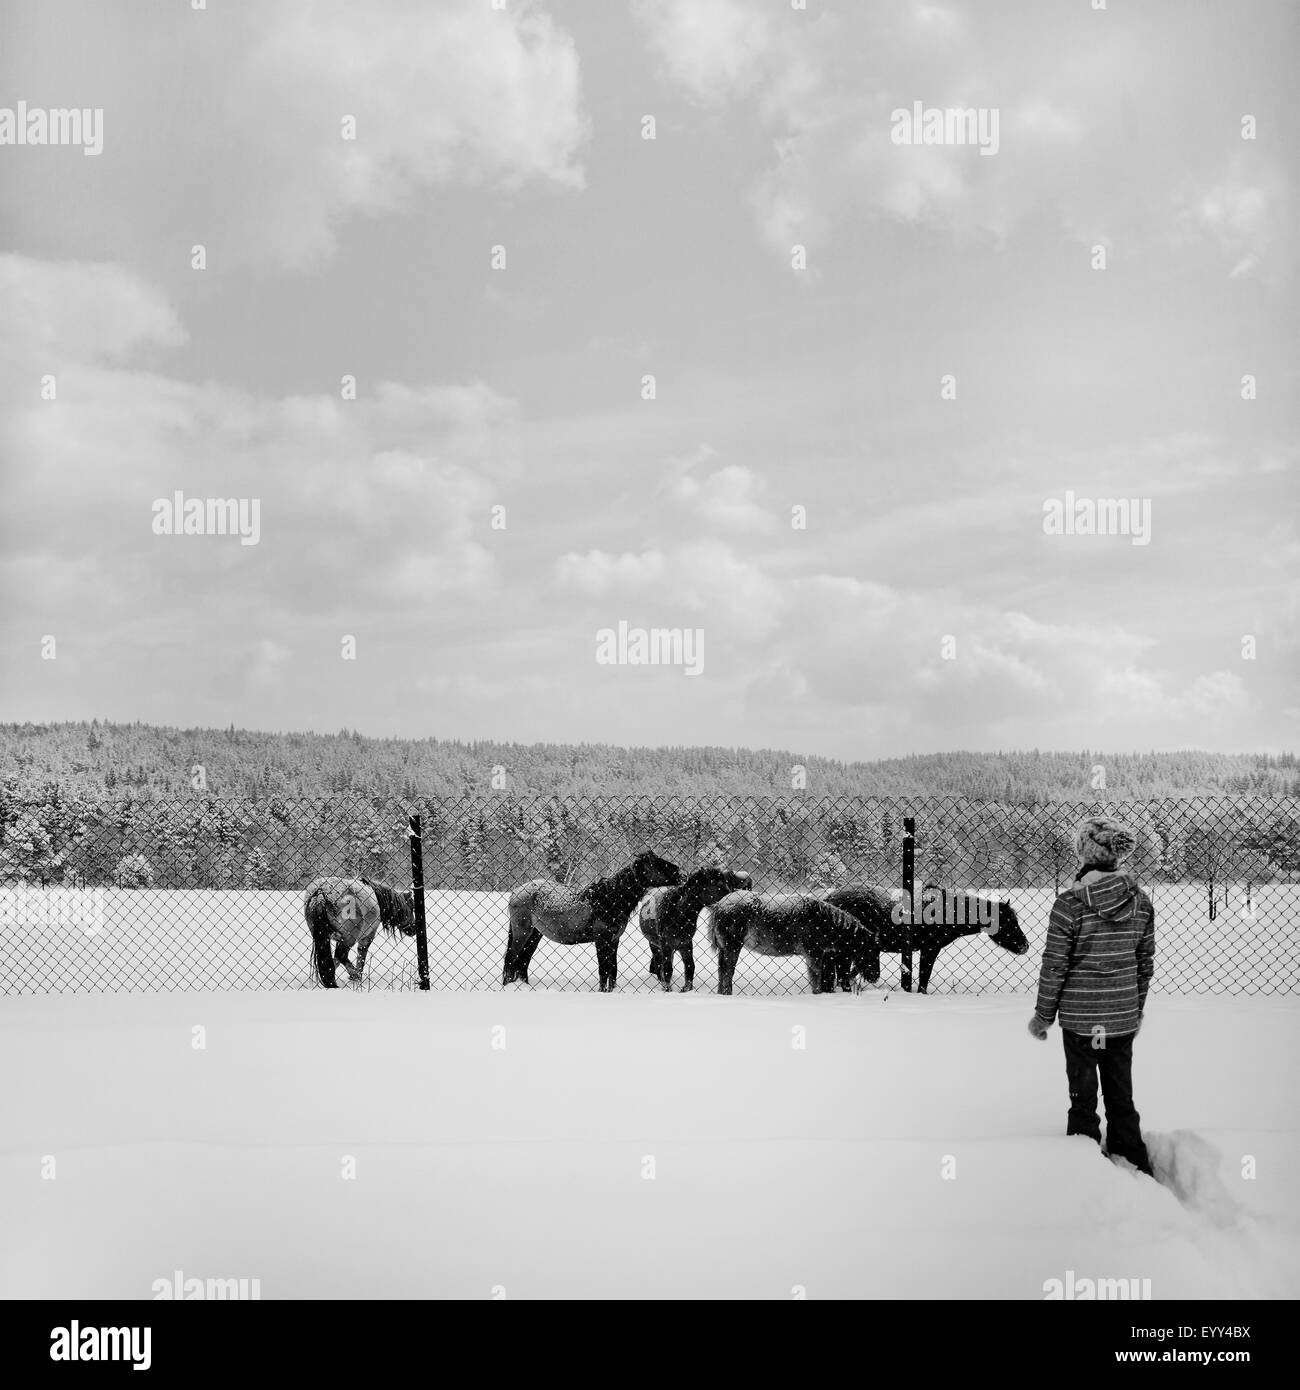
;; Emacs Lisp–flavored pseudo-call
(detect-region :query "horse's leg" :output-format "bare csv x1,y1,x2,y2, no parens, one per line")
824,951,840,993
918,947,938,995
658,940,673,992
681,941,695,992
865,945,881,987
647,934,662,980
515,927,543,985
502,917,518,985
806,954,824,994
716,936,740,995
353,923,377,988
504,901,532,985
609,930,622,991
594,933,616,992
337,938,360,984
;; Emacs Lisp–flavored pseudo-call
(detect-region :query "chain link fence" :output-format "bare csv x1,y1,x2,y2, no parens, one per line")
1,792,1297,995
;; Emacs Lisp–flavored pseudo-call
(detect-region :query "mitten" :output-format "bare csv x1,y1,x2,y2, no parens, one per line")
1027,1014,1050,1041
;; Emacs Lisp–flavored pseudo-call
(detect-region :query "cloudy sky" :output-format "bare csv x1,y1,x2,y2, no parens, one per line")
0,0,1296,758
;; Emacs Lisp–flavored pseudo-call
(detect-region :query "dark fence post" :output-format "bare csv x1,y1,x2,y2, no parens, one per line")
901,816,916,993
409,812,431,991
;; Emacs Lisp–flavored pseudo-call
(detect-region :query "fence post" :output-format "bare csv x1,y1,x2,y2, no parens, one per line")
409,812,431,991
901,816,916,993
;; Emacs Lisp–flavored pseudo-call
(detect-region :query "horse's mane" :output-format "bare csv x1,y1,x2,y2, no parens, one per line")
674,866,746,908
681,865,724,890
580,855,666,924
580,860,642,909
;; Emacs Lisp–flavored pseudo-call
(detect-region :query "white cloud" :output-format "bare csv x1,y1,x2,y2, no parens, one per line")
744,579,1229,739
669,540,791,641
554,538,788,643
1175,154,1291,277
668,463,774,532
555,549,666,595
632,0,775,107
226,0,589,269
638,3,1295,268
211,638,291,700
1011,99,1085,144
0,255,186,362
0,257,507,624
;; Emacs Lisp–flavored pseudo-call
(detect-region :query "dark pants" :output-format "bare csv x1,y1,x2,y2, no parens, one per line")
1061,1029,1152,1175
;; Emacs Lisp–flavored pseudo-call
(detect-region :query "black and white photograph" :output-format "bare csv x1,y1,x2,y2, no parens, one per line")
1,0,1297,1358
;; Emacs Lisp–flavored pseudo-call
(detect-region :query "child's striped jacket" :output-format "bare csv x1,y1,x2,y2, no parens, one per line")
1034,870,1155,1038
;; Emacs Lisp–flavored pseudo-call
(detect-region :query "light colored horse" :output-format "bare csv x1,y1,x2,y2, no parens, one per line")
503,850,681,992
703,890,881,995
303,876,415,988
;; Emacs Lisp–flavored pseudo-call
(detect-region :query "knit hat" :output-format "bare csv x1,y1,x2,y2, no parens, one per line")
1074,818,1137,867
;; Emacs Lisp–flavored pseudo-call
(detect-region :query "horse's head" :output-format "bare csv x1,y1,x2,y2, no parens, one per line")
984,900,1028,955
686,866,751,906
919,882,944,917
636,851,682,888
848,924,882,988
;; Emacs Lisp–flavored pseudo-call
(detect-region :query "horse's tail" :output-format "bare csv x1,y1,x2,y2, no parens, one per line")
304,885,335,987
702,901,722,953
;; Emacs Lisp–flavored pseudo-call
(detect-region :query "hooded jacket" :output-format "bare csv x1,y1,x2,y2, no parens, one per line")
1034,869,1154,1038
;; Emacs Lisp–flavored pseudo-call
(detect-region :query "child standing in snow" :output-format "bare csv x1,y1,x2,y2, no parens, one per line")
1029,819,1155,1176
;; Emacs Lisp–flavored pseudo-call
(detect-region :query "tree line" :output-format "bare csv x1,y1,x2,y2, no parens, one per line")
2,720,1297,801
2,783,1296,895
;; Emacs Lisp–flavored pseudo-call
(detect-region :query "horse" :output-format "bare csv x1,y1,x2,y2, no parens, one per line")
823,883,1028,993
304,876,416,989
702,890,881,995
637,867,752,991
503,850,681,992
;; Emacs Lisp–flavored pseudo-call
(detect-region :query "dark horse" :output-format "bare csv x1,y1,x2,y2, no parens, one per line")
638,867,752,991
703,890,881,995
304,876,416,988
503,851,681,992
824,883,1028,993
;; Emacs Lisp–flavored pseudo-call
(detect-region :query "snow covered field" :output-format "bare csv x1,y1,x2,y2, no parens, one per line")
2,989,1297,1300
4,882,1297,994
